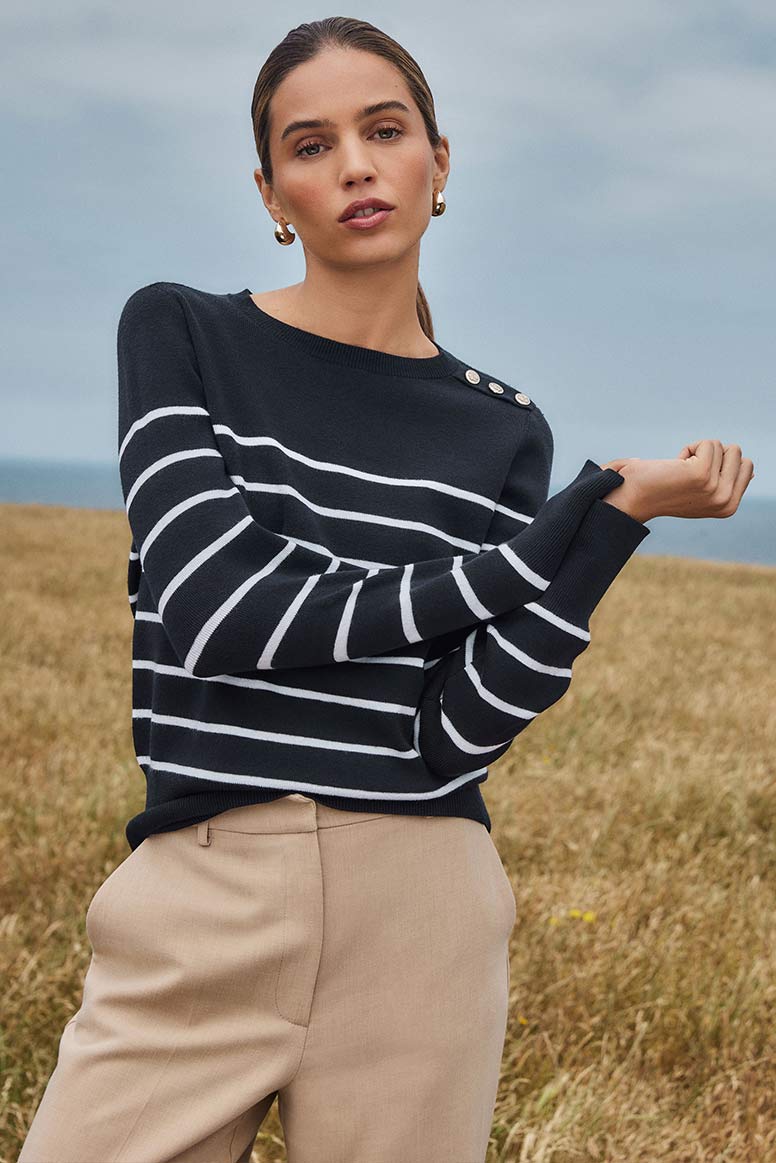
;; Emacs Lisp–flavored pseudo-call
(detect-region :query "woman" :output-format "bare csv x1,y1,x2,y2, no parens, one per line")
19,17,753,1163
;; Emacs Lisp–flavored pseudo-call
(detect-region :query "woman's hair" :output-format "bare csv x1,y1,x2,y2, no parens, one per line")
251,17,443,341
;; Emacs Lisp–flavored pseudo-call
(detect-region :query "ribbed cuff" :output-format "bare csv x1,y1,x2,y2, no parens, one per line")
542,496,651,624
467,459,629,615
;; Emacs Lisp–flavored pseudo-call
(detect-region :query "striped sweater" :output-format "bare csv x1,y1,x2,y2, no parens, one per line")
117,281,650,851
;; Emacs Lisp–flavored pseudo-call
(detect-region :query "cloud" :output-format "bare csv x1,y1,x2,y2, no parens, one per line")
1,0,773,489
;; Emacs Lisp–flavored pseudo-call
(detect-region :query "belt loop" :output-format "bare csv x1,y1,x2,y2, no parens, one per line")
197,820,211,846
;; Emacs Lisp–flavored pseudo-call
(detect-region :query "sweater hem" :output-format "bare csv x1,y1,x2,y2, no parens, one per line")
125,774,492,851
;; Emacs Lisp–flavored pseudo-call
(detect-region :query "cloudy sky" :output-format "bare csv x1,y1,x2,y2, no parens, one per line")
2,0,774,496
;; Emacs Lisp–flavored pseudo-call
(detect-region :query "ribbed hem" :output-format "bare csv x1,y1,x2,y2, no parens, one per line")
125,778,491,850
228,289,462,379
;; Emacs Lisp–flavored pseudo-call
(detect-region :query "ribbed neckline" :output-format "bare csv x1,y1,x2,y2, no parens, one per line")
228,288,462,379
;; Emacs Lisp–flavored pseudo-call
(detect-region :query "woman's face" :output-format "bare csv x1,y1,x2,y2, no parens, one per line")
255,47,449,268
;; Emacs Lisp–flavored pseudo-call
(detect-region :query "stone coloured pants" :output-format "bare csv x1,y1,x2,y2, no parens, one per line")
18,793,516,1163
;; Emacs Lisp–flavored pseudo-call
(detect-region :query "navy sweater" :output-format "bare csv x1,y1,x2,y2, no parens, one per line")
117,281,650,851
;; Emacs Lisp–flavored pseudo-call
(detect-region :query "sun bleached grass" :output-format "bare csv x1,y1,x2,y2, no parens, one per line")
2,502,775,1162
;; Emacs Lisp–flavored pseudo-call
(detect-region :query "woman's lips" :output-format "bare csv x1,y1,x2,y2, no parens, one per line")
340,208,394,230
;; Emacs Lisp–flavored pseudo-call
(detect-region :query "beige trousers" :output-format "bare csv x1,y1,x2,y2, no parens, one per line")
18,793,516,1163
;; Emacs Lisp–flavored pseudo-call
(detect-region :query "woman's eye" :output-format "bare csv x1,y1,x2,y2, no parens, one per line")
374,125,403,141
296,141,325,158
294,125,404,158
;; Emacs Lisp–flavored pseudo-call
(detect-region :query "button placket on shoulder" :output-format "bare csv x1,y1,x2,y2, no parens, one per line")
453,364,535,410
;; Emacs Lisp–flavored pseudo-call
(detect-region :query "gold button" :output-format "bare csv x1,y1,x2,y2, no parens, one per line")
514,391,531,406
488,381,504,394
464,368,480,384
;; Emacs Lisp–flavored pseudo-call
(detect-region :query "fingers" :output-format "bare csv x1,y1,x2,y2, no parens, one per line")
718,444,742,497
717,458,753,517
676,441,754,517
696,439,724,479
677,439,727,478
711,441,725,480
733,456,755,505
678,439,710,469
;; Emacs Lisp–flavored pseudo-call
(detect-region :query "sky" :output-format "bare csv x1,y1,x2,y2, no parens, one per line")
1,0,774,497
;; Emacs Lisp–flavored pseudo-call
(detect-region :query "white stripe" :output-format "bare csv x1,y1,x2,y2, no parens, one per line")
258,562,331,668
133,755,490,801
399,563,422,643
269,534,342,564
461,661,538,721
335,567,383,664
492,501,534,524
334,576,359,662
134,607,425,667
212,426,496,511
124,448,223,512
132,659,416,713
229,476,482,553
350,653,425,667
118,404,209,462
451,554,494,619
132,708,416,758
244,534,398,577
450,629,538,720
121,407,493,548
438,703,515,756
486,622,573,677
496,542,551,590
157,515,254,618
185,539,298,672
524,602,590,641
335,568,381,664
285,535,464,574
141,487,242,559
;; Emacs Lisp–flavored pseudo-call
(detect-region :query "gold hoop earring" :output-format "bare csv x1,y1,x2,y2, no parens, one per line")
431,189,446,217
274,218,296,245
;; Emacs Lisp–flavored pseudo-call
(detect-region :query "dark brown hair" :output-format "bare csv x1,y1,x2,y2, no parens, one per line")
251,17,443,341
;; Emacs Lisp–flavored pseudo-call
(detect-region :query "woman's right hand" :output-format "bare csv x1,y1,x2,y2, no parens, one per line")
599,439,755,523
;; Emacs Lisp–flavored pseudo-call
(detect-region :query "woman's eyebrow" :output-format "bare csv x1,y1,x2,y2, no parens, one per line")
280,100,411,142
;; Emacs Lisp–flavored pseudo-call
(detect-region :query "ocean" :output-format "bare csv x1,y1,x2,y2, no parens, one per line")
1,456,774,568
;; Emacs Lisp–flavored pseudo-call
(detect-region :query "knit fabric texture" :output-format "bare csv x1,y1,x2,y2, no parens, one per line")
117,281,650,850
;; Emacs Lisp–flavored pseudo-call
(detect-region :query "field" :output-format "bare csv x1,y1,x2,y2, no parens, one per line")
2,501,775,1162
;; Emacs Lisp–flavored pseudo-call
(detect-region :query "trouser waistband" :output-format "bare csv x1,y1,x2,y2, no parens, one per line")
195,793,388,844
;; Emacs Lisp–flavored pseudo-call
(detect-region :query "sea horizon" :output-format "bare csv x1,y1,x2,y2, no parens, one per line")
1,454,774,568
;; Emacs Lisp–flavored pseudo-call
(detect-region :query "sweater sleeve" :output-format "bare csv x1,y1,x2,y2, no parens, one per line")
417,403,555,670
414,448,651,777
117,280,633,679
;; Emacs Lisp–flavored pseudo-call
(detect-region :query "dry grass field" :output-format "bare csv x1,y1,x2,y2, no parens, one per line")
2,501,775,1162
